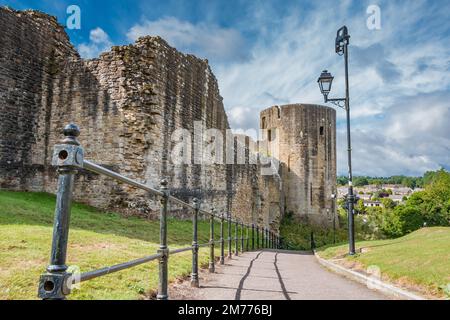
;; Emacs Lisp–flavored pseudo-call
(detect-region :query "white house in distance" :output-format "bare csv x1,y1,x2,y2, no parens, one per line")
337,184,424,206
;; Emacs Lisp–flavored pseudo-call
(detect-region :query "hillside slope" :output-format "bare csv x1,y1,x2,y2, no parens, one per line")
0,191,225,300
317,227,450,299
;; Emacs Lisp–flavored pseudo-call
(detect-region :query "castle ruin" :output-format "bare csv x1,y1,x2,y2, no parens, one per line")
0,7,337,230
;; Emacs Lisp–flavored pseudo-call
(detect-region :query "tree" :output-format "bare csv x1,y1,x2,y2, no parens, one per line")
395,205,424,234
381,198,396,209
353,177,369,187
355,199,366,214
337,176,348,186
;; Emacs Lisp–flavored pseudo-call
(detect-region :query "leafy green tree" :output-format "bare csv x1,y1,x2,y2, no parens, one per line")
355,199,366,214
398,206,424,234
381,198,396,209
337,176,348,186
353,177,369,187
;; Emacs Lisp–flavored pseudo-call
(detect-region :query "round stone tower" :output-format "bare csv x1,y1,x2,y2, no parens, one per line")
260,104,337,226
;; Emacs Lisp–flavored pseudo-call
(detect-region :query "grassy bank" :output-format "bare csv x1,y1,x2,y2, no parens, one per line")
0,191,235,300
317,227,450,299
279,214,348,250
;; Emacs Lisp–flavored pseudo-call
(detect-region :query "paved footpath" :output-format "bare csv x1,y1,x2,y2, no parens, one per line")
170,250,391,300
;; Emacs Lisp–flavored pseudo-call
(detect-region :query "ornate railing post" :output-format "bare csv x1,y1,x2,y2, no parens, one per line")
245,224,249,251
251,224,255,250
157,179,169,300
38,124,83,300
261,227,264,248
270,231,273,249
273,232,275,249
264,227,267,248
273,232,276,249
234,219,239,256
228,213,232,258
256,225,259,249
209,209,215,273
191,198,200,287
240,221,244,253
220,212,225,264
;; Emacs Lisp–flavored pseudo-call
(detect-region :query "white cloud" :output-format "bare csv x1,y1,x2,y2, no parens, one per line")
78,27,112,59
209,1,450,176
126,17,248,63
116,1,450,176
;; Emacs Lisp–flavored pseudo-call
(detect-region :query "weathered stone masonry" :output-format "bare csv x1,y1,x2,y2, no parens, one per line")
0,8,337,229
261,104,338,226
0,8,281,228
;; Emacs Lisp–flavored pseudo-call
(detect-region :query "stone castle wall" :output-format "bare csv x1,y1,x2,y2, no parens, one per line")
0,8,281,228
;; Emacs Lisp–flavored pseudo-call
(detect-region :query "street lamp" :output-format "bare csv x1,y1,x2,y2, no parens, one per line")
318,26,356,255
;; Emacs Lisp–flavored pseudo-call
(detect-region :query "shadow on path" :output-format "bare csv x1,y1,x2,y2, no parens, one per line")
274,253,291,300
234,251,263,300
202,285,297,295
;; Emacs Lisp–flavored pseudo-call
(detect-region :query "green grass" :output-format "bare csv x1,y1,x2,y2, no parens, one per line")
0,191,242,300
316,227,450,298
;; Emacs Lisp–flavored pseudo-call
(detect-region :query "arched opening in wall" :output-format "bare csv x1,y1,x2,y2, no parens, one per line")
276,106,281,119
262,117,266,129
268,129,272,141
320,126,324,136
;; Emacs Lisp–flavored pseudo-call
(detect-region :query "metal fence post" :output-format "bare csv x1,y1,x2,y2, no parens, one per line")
251,224,255,250
228,214,232,258
227,213,233,259
38,124,83,300
273,232,276,249
220,212,225,265
269,230,271,248
274,232,276,249
265,228,268,248
191,198,200,287
235,220,239,256
240,222,244,253
261,227,264,248
271,231,273,249
157,179,169,300
246,224,249,252
256,225,259,249
209,209,215,273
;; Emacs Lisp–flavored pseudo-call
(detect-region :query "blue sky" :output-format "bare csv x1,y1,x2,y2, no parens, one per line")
2,0,449,176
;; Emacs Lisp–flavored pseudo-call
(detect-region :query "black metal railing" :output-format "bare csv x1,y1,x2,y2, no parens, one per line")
37,124,280,300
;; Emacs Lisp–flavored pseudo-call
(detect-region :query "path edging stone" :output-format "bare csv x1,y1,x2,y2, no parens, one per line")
314,251,426,300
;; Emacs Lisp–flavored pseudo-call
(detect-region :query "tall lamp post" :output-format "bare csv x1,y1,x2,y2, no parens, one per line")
317,26,356,255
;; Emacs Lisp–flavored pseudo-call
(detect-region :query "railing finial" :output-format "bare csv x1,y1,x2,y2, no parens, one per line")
62,123,80,146
160,178,168,191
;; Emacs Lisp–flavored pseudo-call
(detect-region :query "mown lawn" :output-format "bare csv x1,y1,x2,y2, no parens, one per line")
0,191,239,300
316,227,450,299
